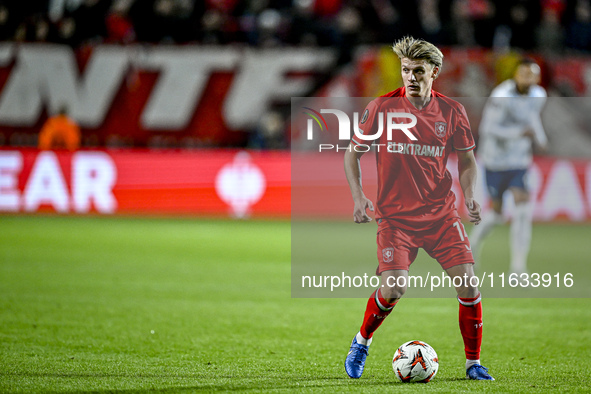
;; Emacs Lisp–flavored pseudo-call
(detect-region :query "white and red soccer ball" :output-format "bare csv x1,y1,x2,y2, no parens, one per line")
392,340,439,383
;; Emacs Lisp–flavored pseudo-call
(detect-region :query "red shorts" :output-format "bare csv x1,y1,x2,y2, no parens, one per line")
376,217,474,274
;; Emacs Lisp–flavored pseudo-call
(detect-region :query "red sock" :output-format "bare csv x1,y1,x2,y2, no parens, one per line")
458,293,483,360
359,289,398,339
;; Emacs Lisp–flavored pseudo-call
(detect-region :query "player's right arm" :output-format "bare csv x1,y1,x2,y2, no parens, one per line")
344,144,374,223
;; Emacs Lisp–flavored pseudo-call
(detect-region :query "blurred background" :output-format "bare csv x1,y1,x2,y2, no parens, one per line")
0,0,590,219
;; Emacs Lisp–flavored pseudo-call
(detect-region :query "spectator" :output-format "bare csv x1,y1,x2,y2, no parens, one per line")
130,0,200,43
537,0,565,53
105,0,136,43
49,15,79,46
453,0,497,47
38,106,81,151
199,0,244,44
505,0,542,49
288,0,343,47
564,0,591,50
249,110,286,149
0,1,20,40
69,0,111,45
15,12,50,42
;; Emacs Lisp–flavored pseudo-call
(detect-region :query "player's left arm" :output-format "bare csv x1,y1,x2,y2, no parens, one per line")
525,90,548,152
457,149,481,225
528,112,548,153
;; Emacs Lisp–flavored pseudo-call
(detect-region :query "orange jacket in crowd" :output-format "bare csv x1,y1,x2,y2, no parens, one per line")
38,114,81,150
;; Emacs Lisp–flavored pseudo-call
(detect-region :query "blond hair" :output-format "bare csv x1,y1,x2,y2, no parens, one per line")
392,36,444,69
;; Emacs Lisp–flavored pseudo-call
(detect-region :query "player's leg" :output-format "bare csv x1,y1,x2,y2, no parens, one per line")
446,264,482,364
445,263,494,380
429,219,493,380
345,270,408,378
509,185,532,275
470,198,503,264
469,170,506,266
359,269,408,341
345,227,415,378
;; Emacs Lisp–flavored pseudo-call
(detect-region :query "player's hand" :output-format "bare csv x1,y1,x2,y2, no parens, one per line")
353,197,374,223
535,144,549,154
465,199,481,225
522,129,535,139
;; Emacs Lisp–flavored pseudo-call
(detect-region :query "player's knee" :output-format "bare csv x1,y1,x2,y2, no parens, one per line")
514,194,530,204
381,282,407,301
455,281,479,299
491,199,503,214
511,188,530,204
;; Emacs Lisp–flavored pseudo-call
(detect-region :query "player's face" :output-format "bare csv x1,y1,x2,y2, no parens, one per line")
400,58,439,98
514,64,541,94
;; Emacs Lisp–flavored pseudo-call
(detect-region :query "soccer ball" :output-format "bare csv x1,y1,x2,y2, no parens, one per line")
392,340,439,383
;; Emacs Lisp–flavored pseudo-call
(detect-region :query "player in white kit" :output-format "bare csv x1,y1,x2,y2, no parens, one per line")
470,59,547,275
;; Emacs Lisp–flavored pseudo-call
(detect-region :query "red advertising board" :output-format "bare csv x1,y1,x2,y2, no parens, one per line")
0,149,290,217
1,149,591,221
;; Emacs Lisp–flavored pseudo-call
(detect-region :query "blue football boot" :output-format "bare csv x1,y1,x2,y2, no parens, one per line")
345,337,369,378
466,364,495,380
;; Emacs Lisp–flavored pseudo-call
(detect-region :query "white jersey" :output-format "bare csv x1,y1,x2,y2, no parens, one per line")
478,79,547,171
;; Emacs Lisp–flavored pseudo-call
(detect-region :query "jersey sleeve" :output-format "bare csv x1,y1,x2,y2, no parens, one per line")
529,89,548,147
352,100,379,146
452,104,475,151
479,97,524,139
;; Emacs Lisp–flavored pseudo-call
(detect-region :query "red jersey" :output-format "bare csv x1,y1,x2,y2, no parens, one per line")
352,87,475,231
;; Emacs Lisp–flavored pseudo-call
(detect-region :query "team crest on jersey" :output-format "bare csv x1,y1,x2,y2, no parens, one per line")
361,109,369,124
434,122,447,137
382,247,395,263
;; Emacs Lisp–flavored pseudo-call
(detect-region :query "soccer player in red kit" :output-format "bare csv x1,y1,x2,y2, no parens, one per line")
343,36,494,381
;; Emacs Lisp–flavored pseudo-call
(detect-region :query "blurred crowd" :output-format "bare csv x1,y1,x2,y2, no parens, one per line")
1,0,591,58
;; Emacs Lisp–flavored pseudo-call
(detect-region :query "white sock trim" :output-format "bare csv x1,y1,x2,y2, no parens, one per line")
458,293,482,306
375,289,394,312
356,332,372,346
466,359,480,369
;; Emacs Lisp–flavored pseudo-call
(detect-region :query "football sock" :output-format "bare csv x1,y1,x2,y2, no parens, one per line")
356,332,372,346
359,288,398,340
510,202,532,274
469,211,503,264
458,293,482,361
466,359,481,369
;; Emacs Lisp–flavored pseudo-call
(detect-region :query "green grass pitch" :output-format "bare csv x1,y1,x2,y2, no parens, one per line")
1,216,590,392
